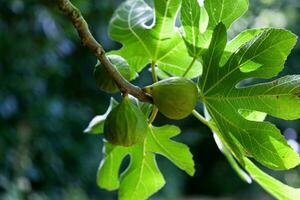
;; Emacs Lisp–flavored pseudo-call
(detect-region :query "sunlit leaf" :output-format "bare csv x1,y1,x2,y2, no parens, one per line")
211,121,300,200
181,0,209,57
204,0,249,29
109,0,202,78
97,142,128,190
220,28,267,65
147,125,195,176
97,125,195,199
200,23,300,170
243,158,300,200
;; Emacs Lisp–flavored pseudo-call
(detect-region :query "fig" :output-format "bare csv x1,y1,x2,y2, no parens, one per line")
144,77,198,120
94,55,130,93
104,96,148,147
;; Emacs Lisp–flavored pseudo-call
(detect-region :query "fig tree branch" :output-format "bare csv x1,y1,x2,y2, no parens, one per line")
57,0,153,103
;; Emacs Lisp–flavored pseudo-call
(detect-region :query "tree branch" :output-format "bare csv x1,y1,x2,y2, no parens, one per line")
57,0,153,103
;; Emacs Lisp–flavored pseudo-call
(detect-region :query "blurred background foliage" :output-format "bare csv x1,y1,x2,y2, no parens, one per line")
0,0,300,199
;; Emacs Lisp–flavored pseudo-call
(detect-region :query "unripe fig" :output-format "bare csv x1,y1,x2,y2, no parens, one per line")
144,77,198,120
104,96,148,147
94,55,130,93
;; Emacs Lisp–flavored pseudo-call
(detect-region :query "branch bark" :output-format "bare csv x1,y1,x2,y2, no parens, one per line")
57,0,153,103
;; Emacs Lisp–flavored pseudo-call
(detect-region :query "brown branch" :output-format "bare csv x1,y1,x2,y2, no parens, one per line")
57,0,153,103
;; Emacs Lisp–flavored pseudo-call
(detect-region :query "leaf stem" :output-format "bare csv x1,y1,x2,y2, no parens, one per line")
151,60,158,82
57,0,152,103
148,107,158,124
149,61,159,124
192,109,209,127
182,57,197,77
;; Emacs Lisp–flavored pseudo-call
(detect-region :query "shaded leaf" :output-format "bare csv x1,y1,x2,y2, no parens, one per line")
213,133,252,183
210,120,252,183
84,98,118,134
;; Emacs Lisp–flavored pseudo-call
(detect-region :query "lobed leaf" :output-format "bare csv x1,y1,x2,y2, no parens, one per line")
204,0,249,29
147,125,195,176
243,158,300,200
200,23,300,170
220,28,267,65
212,121,300,200
211,127,252,183
118,145,165,200
180,0,209,57
97,125,195,200
108,0,202,78
84,98,118,134
97,142,128,190
210,118,300,200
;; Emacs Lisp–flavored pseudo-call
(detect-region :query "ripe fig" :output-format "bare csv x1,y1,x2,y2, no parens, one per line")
94,55,130,93
104,96,148,147
144,77,198,120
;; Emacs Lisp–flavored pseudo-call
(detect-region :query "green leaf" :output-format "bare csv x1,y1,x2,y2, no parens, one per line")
84,98,118,134
243,157,300,200
204,0,249,29
109,0,202,78
155,67,172,79
180,0,209,57
210,118,300,200
147,125,195,176
97,125,195,199
97,142,128,190
238,110,267,122
118,145,165,200
85,96,152,135
199,24,300,170
201,23,228,89
225,29,267,53
212,129,252,183
129,95,153,118
220,28,267,65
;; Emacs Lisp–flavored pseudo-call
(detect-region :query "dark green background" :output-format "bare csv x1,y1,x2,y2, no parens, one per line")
0,0,300,199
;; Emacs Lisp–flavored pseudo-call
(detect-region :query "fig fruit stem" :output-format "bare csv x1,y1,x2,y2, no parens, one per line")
148,61,159,124
57,0,152,103
183,57,197,77
192,110,209,127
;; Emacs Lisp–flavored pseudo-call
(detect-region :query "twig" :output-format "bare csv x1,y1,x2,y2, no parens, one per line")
57,0,152,103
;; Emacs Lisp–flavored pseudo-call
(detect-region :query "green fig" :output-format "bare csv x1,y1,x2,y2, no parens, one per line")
94,55,130,93
104,96,148,147
144,77,198,120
